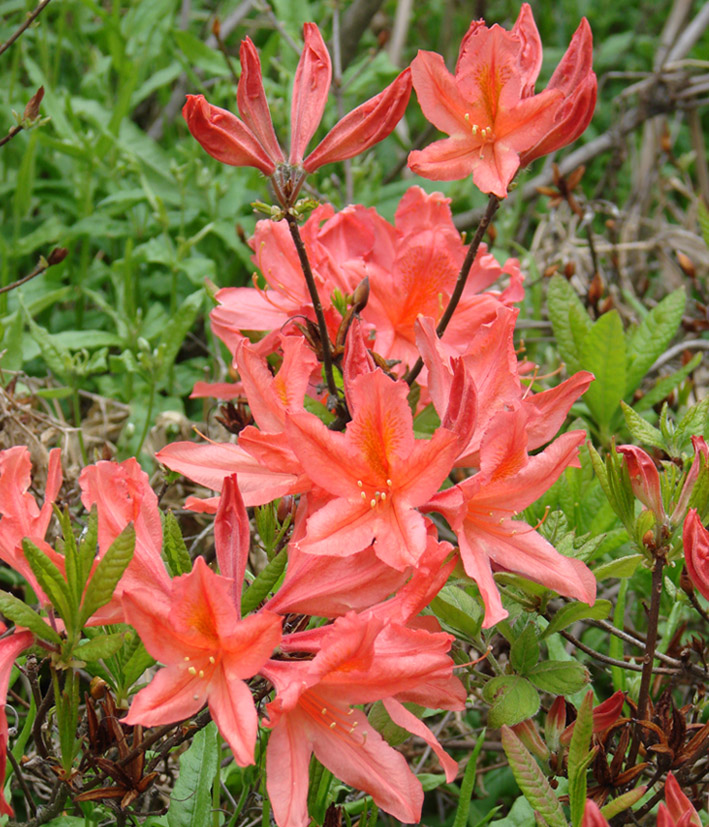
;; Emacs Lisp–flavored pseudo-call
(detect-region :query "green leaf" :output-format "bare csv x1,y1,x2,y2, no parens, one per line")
163,511,192,576
79,506,99,586
0,591,61,644
80,525,135,626
568,692,594,827
699,200,709,248
592,554,643,581
543,600,612,639
20,301,71,381
241,546,287,616
75,631,127,662
122,638,156,688
581,310,627,437
452,729,486,827
22,539,73,624
620,402,664,450
167,722,219,827
635,352,702,411
600,786,647,820
625,289,685,396
528,661,589,696
173,30,229,76
547,276,592,374
510,623,540,675
501,726,568,827
483,676,540,728
154,290,204,386
429,585,483,640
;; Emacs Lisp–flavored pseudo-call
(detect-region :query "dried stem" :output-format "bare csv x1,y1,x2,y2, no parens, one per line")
6,749,38,817
406,193,500,385
0,0,54,58
284,212,339,400
0,125,23,149
8,779,68,827
559,629,678,674
0,249,66,295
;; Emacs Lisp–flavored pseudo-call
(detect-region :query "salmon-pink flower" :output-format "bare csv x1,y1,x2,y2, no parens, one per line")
617,445,666,521
123,557,281,766
429,407,596,626
286,369,460,569
659,772,702,827
262,612,464,827
682,509,709,601
183,23,411,202
408,4,596,197
559,690,625,745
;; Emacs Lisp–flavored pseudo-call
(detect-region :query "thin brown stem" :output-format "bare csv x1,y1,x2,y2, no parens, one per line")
0,125,23,149
560,629,678,674
405,193,500,386
6,749,38,817
284,212,339,400
0,0,54,58
212,19,240,90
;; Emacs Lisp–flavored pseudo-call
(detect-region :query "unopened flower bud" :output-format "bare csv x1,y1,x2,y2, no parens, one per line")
511,718,549,761
545,695,567,752
47,247,68,266
90,676,108,700
23,86,44,122
352,276,370,314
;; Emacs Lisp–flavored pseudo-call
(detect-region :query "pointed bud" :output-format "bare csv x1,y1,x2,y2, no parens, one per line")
303,68,412,172
671,436,709,523
617,444,666,521
511,718,550,761
545,695,567,752
664,772,702,827
352,276,370,314
581,801,610,827
682,509,709,601
23,86,44,122
47,247,68,266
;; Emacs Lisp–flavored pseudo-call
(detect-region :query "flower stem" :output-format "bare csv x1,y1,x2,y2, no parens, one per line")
284,212,339,400
405,192,500,386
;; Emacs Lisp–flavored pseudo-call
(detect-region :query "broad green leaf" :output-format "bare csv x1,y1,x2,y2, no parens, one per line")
20,302,71,381
581,310,626,437
547,276,592,374
453,729,486,827
241,547,287,616
626,289,685,395
0,592,61,644
568,692,594,827
75,631,127,662
483,676,540,728
429,585,483,640
635,352,702,411
542,600,612,638
620,402,664,450
80,525,135,626
510,623,540,675
592,554,643,581
677,397,709,446
527,661,589,695
22,539,73,624
501,726,568,827
167,722,219,827
163,511,192,576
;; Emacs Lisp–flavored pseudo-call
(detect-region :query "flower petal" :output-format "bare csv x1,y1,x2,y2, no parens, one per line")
237,38,284,165
289,23,331,164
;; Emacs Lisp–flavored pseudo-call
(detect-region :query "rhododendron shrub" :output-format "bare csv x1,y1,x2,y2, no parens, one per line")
2,7,708,827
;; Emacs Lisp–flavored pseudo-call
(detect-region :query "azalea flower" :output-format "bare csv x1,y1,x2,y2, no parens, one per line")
183,24,411,205
428,406,597,626
408,4,596,197
122,557,282,766
286,369,460,570
261,612,464,827
682,509,709,601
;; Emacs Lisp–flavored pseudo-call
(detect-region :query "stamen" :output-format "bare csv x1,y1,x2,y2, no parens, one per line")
329,722,337,729
386,479,392,487
357,480,363,488
188,667,197,676
321,707,327,714
209,656,215,664
184,656,190,662
361,491,367,501
370,499,377,508
198,670,204,678
380,492,386,502
193,694,200,701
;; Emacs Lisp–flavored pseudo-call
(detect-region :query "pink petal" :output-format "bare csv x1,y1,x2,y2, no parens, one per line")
215,475,250,614
289,23,331,164
237,38,284,165
182,95,276,176
208,673,258,766
511,4,543,96
123,664,205,726
410,50,471,137
408,135,477,181
266,707,313,827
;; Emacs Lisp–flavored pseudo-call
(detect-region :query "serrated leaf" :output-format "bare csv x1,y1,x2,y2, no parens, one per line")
0,592,61,644
543,600,612,638
74,632,127,662
163,511,192,576
527,661,589,695
626,289,685,395
241,546,287,615
510,623,540,675
568,692,594,827
22,539,73,624
547,276,592,374
483,676,540,728
501,726,568,827
635,352,702,411
581,311,626,437
592,554,643,581
167,722,218,827
453,729,486,827
80,525,135,626
677,398,709,447
57,508,82,608
620,402,664,450
79,506,99,586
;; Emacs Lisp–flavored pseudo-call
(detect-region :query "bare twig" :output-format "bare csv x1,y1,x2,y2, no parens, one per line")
0,124,23,149
6,750,38,817
0,248,67,296
559,629,678,675
0,0,54,59
338,0,385,71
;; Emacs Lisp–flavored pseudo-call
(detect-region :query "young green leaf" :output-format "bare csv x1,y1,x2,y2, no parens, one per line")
22,539,73,624
581,310,626,439
241,546,287,616
547,276,592,374
543,600,612,638
500,725,568,827
80,525,135,626
167,721,219,827
620,402,664,451
527,661,590,695
74,631,127,663
163,511,192,576
0,592,61,644
483,676,540,728
79,506,99,586
510,623,540,675
121,638,156,689
452,729,486,827
568,692,594,827
634,352,701,412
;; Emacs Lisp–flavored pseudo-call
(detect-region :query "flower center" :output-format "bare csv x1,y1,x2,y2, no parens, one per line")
357,478,393,509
